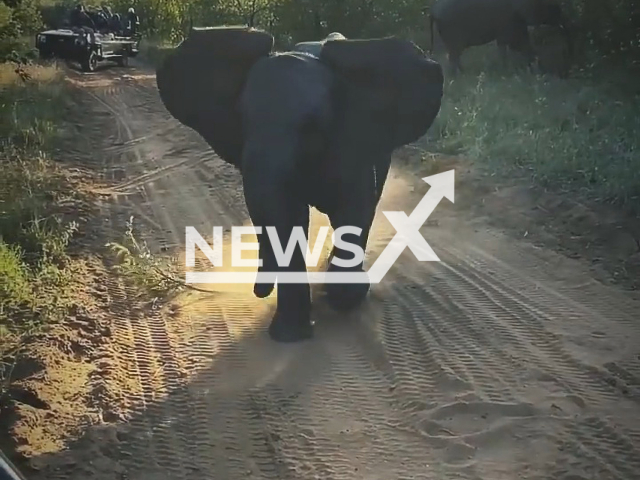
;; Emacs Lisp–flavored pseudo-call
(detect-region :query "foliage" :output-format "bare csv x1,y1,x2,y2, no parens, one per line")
71,0,638,66
565,0,640,66
0,0,42,60
0,62,78,376
106,216,184,300
429,49,640,211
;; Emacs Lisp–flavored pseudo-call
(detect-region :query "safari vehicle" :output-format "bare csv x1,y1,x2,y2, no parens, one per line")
35,28,140,72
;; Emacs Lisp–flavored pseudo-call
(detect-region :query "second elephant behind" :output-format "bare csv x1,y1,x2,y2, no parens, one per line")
430,0,572,74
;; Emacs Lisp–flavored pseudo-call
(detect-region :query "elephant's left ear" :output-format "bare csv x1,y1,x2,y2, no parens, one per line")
320,37,444,147
156,26,274,168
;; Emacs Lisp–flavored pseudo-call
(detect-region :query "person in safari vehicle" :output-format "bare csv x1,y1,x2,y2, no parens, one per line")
69,3,96,30
125,7,140,37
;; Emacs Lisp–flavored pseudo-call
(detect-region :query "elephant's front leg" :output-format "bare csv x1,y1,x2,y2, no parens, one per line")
324,196,376,312
243,175,313,342
269,216,313,342
322,148,390,311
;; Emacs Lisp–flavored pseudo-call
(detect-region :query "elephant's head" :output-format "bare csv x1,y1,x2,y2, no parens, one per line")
155,26,274,167
156,27,443,169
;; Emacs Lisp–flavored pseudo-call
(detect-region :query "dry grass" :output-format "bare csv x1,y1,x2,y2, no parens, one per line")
0,61,80,389
0,62,60,87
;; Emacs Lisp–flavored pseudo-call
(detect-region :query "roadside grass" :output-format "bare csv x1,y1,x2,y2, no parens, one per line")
0,60,181,383
105,215,184,302
0,61,83,391
0,56,183,461
427,46,640,213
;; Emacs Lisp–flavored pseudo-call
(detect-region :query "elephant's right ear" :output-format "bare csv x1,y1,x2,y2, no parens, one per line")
156,26,273,167
319,37,444,148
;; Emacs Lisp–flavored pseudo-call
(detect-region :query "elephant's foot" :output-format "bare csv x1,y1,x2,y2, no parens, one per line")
325,281,370,311
268,309,313,343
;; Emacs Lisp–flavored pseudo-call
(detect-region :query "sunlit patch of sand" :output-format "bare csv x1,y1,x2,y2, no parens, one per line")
166,212,336,345
365,166,418,266
166,174,430,350
63,71,155,89
64,75,118,88
119,73,156,81
169,288,273,345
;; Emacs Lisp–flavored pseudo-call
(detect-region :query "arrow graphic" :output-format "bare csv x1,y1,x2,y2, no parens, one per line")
185,169,454,284
366,169,454,283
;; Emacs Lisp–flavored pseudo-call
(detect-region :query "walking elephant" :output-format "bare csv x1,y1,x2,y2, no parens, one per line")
156,27,444,342
429,0,572,74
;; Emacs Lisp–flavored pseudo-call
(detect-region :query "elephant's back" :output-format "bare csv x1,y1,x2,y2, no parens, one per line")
293,41,324,58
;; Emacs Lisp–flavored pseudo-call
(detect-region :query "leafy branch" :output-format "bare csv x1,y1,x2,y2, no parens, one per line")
106,216,213,299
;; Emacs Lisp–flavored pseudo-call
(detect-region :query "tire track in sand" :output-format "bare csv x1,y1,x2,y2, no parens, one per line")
87,71,276,479
63,64,640,480
370,205,640,478
85,69,478,479
79,82,224,477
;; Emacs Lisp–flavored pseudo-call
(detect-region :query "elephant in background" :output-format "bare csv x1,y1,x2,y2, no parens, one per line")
429,0,573,75
156,27,444,342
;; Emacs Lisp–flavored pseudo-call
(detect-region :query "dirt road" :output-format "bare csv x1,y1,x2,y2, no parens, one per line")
19,61,640,480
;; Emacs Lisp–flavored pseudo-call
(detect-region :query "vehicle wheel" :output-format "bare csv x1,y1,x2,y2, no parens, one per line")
81,51,98,72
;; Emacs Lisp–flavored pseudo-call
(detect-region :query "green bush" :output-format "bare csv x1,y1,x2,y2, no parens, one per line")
430,62,640,210
0,63,78,364
118,0,640,66
0,0,43,59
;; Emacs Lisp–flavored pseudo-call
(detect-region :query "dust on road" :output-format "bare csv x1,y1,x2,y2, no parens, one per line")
12,61,640,480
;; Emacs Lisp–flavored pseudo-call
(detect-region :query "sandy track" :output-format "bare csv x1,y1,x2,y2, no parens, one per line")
38,63,640,480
